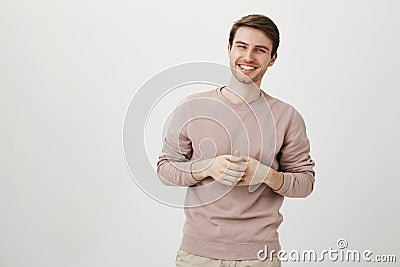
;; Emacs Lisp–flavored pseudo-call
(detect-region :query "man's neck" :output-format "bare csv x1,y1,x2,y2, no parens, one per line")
222,76,261,105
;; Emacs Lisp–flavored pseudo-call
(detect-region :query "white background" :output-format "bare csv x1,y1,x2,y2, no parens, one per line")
1,0,399,266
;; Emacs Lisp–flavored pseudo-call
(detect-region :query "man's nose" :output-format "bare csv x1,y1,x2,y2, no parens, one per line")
244,49,255,62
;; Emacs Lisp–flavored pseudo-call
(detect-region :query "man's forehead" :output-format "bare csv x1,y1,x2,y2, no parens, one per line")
234,27,273,46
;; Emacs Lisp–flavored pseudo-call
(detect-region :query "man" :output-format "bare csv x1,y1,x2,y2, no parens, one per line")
157,14,315,267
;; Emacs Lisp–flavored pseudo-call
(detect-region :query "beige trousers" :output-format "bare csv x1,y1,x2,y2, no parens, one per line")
175,249,281,267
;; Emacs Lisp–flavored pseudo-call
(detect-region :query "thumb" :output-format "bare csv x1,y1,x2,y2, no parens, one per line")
227,150,242,162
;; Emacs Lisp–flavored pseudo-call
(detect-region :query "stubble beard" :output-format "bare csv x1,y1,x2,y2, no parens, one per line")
231,62,264,86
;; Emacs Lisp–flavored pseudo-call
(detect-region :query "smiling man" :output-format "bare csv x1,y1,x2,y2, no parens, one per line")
157,14,315,267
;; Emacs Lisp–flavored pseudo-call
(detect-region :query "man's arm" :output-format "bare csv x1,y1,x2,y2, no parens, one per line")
272,108,315,197
157,99,200,187
157,139,200,187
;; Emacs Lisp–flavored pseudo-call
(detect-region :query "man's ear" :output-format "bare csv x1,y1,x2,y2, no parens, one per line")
228,43,231,57
269,52,278,66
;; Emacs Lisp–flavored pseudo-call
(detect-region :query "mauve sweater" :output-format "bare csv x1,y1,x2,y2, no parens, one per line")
157,87,315,260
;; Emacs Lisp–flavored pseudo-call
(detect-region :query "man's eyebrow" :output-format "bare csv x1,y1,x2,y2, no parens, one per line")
234,41,248,46
255,45,269,51
234,41,270,51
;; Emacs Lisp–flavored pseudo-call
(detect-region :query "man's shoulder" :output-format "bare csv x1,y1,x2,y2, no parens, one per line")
262,91,296,115
263,92,308,128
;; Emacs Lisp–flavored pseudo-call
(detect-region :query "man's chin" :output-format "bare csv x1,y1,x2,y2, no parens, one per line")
234,73,256,84
231,70,253,84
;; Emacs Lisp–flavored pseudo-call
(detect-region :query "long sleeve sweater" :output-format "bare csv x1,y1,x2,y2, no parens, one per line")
157,87,315,260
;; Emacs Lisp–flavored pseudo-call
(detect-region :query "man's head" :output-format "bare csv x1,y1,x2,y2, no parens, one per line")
228,14,280,86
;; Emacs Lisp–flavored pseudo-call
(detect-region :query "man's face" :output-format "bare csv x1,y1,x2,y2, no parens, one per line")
228,26,277,87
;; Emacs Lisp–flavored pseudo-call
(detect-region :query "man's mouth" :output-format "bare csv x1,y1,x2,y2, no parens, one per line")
238,64,257,73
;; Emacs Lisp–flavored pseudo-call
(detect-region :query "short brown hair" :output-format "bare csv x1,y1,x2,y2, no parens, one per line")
229,14,280,57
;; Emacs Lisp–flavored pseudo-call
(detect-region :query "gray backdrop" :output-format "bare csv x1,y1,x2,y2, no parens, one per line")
1,0,399,266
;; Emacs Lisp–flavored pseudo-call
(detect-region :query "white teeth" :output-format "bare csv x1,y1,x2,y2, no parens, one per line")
239,65,255,70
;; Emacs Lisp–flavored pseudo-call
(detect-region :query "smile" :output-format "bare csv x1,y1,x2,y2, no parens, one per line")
238,64,257,71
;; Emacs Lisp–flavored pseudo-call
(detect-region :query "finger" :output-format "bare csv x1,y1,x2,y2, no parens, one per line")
226,161,247,172
241,155,250,161
227,155,245,162
224,168,245,178
215,175,238,186
221,174,242,183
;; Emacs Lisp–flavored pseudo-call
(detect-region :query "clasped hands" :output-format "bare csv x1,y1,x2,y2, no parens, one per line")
191,150,272,187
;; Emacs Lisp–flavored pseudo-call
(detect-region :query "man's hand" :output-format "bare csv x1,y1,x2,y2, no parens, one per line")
236,155,270,186
191,150,247,186
236,152,284,190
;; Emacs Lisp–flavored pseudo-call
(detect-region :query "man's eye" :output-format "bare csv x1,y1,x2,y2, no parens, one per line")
237,45,246,49
256,48,266,53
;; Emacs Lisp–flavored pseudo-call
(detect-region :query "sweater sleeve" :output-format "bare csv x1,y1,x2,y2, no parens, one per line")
274,108,316,198
156,100,200,187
